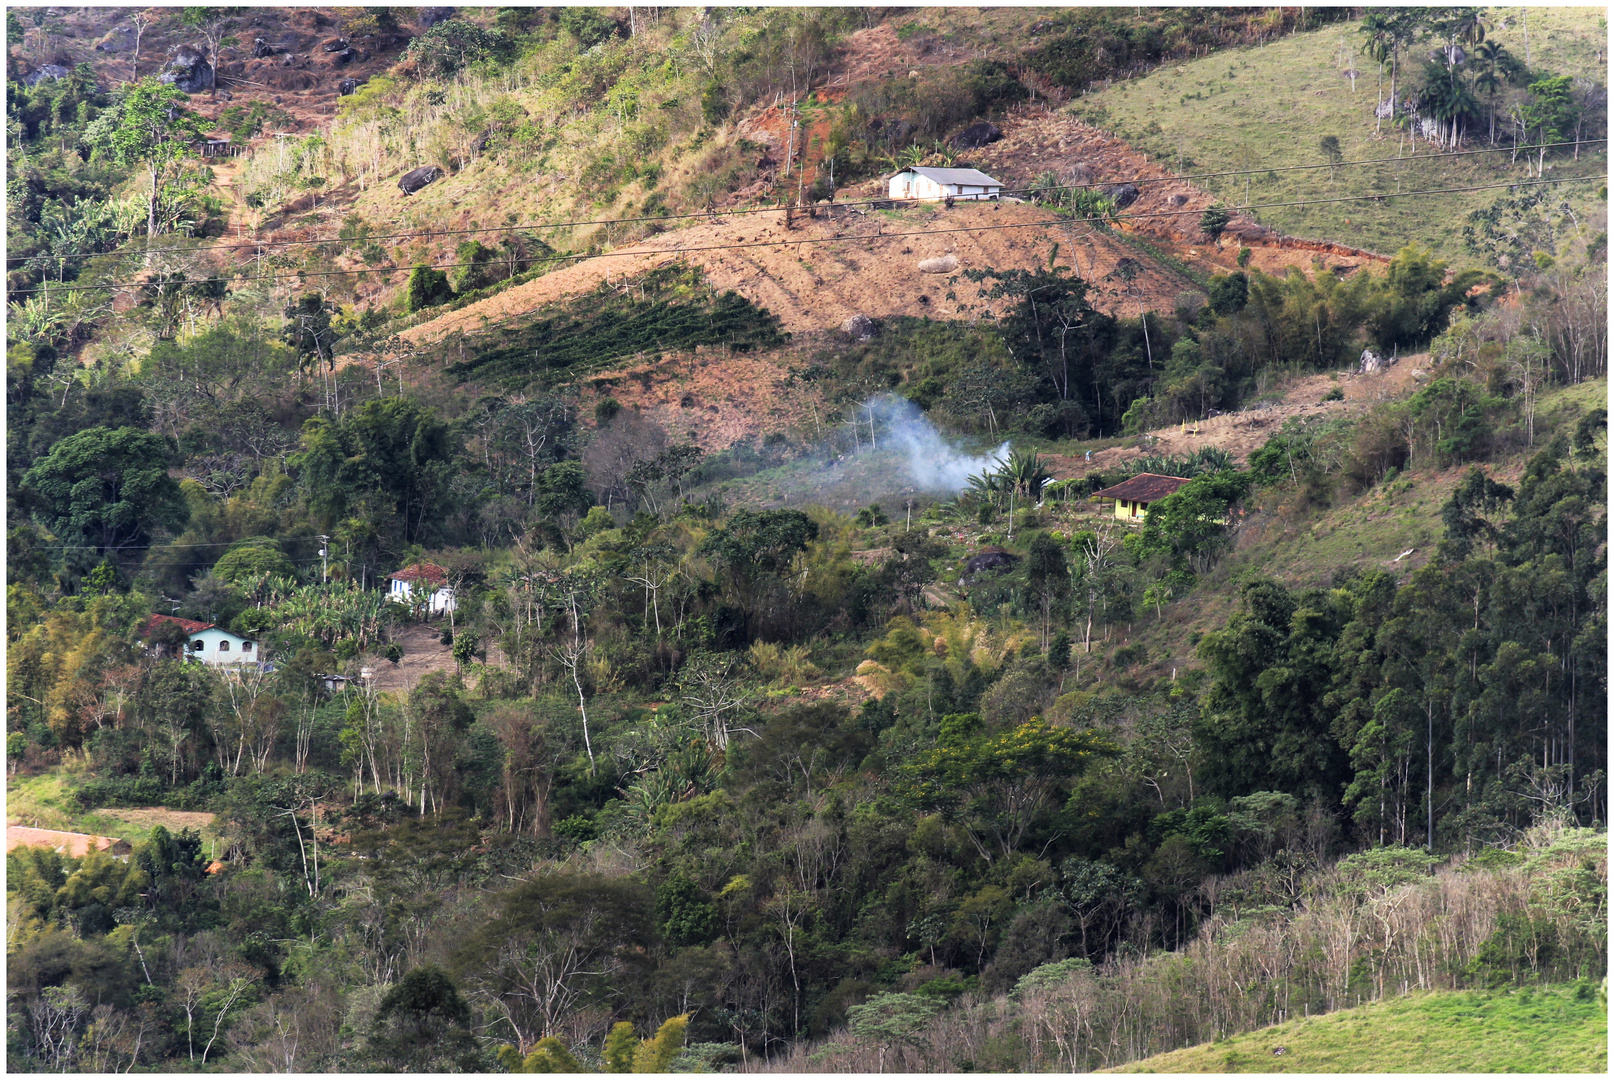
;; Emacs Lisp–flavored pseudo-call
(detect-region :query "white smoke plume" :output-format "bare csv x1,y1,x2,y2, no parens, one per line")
860,394,1009,493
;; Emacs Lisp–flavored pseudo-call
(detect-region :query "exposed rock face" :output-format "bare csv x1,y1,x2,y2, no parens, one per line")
22,64,71,87
322,37,348,52
398,165,444,195
1358,348,1386,374
841,314,876,340
419,7,458,28
951,121,1003,149
159,45,214,93
338,77,360,96
1102,182,1140,210
917,254,959,274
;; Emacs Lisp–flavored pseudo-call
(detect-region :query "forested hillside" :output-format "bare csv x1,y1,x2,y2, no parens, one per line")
6,6,1607,1073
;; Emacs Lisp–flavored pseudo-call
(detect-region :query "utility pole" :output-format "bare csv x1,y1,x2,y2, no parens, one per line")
318,535,330,584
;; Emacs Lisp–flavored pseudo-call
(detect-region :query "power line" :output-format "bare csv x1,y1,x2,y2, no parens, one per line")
33,534,328,553
9,138,1604,268
7,173,1603,298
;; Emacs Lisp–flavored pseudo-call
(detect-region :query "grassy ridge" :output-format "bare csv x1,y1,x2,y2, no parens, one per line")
1108,985,1608,1073
1072,7,1608,262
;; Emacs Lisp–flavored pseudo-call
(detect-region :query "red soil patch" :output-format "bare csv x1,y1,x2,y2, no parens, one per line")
6,826,123,858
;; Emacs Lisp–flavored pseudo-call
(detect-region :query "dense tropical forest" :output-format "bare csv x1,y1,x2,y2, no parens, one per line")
7,5,1607,1073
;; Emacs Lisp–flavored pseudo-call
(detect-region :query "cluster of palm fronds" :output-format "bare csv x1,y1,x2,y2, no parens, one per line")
1128,446,1235,478
233,573,397,649
966,448,1055,506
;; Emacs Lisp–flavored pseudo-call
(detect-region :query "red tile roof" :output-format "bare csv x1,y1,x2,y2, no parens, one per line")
390,562,449,585
143,614,215,635
1092,473,1193,504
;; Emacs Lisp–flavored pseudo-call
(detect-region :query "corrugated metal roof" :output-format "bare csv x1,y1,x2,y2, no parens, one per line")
896,166,1003,187
1092,473,1193,503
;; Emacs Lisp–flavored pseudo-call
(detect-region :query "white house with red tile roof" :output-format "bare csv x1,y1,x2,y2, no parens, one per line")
143,613,261,667
387,562,457,617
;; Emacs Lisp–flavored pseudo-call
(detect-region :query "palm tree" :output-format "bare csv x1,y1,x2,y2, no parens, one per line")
1359,13,1394,135
1472,41,1507,144
1002,448,1053,501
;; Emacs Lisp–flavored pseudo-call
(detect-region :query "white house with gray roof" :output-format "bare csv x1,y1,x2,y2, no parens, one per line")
888,166,1003,202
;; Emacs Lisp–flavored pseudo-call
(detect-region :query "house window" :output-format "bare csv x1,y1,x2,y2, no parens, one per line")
218,641,230,652
241,641,253,653
191,639,204,651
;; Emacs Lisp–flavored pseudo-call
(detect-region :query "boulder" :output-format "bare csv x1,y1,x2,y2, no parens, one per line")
338,77,360,96
964,549,1019,579
951,121,1003,149
873,119,918,146
159,45,214,93
1102,182,1140,210
419,7,458,28
1167,193,1189,207
94,27,135,53
322,37,348,52
1358,348,1385,374
330,47,355,66
841,314,876,341
398,165,444,195
917,254,959,274
22,64,71,87
1060,162,1095,185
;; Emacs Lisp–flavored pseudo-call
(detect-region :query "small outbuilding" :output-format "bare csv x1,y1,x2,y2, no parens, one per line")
388,562,457,617
888,166,1003,202
1091,473,1192,522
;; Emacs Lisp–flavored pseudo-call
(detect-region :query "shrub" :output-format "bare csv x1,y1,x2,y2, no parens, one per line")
404,20,509,79
406,265,453,312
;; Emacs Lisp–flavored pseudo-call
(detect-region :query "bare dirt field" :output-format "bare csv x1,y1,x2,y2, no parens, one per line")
1048,354,1428,476
96,808,220,835
367,622,459,693
6,826,122,857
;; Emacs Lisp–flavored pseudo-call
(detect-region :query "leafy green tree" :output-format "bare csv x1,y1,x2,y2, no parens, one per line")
1196,579,1352,799
845,992,941,1070
212,537,295,584
901,718,1113,862
963,267,1111,420
404,19,509,79
1198,204,1232,245
405,265,453,312
22,426,188,554
84,79,207,243
370,965,481,1071
1206,271,1248,316
699,508,818,640
282,292,337,373
1522,75,1578,174
292,397,457,544
1125,469,1254,585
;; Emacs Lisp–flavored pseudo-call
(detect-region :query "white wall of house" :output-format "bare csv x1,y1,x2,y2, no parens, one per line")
888,170,1000,201
186,627,259,665
388,578,457,616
